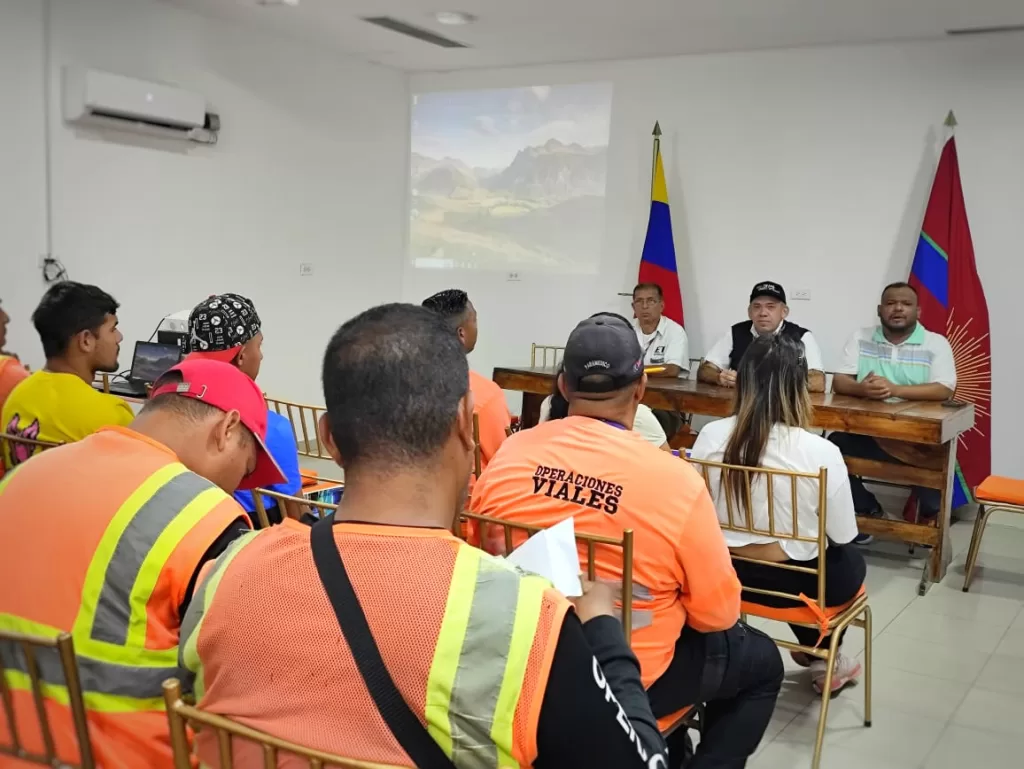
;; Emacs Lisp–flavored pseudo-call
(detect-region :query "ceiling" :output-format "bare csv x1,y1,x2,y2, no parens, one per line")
163,0,1024,71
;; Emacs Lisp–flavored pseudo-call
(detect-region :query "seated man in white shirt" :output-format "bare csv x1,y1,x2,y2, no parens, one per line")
830,282,956,526
698,281,825,392
630,283,689,437
691,334,865,696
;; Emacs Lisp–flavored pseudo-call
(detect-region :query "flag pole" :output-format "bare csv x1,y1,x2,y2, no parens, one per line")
944,109,957,143
650,121,662,197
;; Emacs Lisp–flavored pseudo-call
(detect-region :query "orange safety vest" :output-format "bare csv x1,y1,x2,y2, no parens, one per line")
0,427,249,769
181,520,570,768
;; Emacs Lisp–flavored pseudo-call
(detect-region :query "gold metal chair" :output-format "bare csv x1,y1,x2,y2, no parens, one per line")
0,434,62,476
0,629,95,768
250,488,341,530
963,475,1024,592
472,413,483,478
163,679,395,769
263,396,330,459
530,344,565,368
456,512,698,735
687,458,872,769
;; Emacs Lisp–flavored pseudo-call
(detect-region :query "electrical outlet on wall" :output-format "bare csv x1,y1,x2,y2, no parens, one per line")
299,263,314,277
506,271,521,282
791,289,811,301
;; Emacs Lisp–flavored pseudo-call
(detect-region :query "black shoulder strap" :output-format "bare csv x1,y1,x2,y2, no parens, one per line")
310,514,457,769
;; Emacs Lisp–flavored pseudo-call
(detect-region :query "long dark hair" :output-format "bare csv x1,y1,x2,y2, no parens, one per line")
721,334,811,516
548,364,570,420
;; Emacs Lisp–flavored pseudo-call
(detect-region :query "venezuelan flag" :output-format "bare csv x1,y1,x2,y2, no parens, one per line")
639,144,684,325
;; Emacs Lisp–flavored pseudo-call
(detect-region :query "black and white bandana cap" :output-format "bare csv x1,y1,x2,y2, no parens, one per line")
187,293,262,354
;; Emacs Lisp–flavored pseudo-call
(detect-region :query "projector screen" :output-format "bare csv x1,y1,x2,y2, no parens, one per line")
409,83,613,274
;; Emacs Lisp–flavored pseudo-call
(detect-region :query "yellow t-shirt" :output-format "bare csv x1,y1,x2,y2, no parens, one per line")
1,371,134,469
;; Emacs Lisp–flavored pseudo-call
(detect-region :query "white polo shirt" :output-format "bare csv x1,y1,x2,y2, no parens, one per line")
631,316,689,375
703,322,824,372
690,416,859,560
838,324,956,390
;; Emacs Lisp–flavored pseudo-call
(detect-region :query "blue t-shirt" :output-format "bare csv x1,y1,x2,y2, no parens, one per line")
234,410,302,512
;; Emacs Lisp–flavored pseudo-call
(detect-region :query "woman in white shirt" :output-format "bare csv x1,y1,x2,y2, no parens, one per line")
690,334,865,696
539,369,670,450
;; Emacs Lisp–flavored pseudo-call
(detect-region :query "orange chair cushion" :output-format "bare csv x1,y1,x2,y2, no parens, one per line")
657,704,694,734
741,584,866,629
976,475,1024,507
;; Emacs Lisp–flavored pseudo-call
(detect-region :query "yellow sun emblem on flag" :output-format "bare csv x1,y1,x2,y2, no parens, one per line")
946,308,991,448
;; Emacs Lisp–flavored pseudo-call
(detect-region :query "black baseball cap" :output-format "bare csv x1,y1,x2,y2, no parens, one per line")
186,293,262,362
562,313,644,394
750,281,786,304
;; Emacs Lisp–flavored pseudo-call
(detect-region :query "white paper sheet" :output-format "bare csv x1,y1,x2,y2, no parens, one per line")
506,517,583,597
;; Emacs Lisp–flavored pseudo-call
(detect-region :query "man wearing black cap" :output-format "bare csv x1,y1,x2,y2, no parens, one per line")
471,312,783,769
698,281,825,392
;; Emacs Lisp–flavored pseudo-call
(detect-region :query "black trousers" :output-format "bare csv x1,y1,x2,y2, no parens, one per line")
647,622,783,769
827,431,940,515
730,544,866,648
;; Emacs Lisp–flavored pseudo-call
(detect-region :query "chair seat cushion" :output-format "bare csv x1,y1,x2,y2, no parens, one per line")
976,475,1024,506
741,584,866,629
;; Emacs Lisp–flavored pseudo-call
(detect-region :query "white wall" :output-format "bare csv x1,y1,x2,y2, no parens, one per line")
409,33,1024,477
0,0,409,405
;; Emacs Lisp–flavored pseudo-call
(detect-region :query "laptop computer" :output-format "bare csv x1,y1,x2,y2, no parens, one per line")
106,341,183,397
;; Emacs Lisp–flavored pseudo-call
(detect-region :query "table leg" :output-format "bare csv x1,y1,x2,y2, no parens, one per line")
924,439,957,590
521,392,543,429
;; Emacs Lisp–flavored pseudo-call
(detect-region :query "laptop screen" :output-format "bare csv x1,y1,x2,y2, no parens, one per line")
130,342,182,384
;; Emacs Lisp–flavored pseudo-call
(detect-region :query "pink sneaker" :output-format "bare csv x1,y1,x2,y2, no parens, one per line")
810,653,861,696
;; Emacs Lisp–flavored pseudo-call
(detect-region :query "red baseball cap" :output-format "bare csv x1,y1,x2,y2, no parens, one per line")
149,358,285,491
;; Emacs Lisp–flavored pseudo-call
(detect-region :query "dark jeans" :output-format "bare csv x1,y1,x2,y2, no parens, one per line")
731,544,866,648
653,409,685,440
828,431,940,516
647,622,783,769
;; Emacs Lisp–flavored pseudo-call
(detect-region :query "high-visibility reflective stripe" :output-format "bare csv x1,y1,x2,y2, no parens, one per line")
3,670,165,714
179,529,261,700
0,640,176,704
88,470,219,646
449,557,519,769
425,546,479,757
427,549,547,769
72,462,189,647
491,574,547,767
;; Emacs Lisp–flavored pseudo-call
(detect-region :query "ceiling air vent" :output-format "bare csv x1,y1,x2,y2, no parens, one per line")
361,16,469,48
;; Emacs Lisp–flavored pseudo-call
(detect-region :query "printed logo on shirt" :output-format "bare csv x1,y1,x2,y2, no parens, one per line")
4,415,41,469
532,465,622,514
651,345,666,363
592,657,669,768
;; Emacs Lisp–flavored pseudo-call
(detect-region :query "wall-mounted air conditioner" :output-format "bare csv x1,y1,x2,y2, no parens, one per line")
62,68,220,144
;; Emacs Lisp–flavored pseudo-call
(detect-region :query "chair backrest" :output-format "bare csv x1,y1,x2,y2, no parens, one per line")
472,413,482,477
250,488,340,530
688,357,702,381
686,457,829,614
458,512,635,640
0,434,62,476
0,629,95,768
263,396,330,460
163,679,396,769
530,344,565,369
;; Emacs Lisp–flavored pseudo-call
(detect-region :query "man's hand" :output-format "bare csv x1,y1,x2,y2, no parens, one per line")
861,373,892,400
571,579,616,624
718,369,737,388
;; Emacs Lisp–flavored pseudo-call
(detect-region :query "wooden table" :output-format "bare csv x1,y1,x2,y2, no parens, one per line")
494,365,975,594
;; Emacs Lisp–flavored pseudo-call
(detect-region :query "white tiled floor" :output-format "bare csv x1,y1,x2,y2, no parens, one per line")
747,517,1024,769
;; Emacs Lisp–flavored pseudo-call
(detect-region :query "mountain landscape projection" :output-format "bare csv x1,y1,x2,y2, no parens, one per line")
409,84,613,273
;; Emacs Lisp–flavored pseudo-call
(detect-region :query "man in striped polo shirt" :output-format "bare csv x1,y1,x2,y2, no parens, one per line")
831,282,956,532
